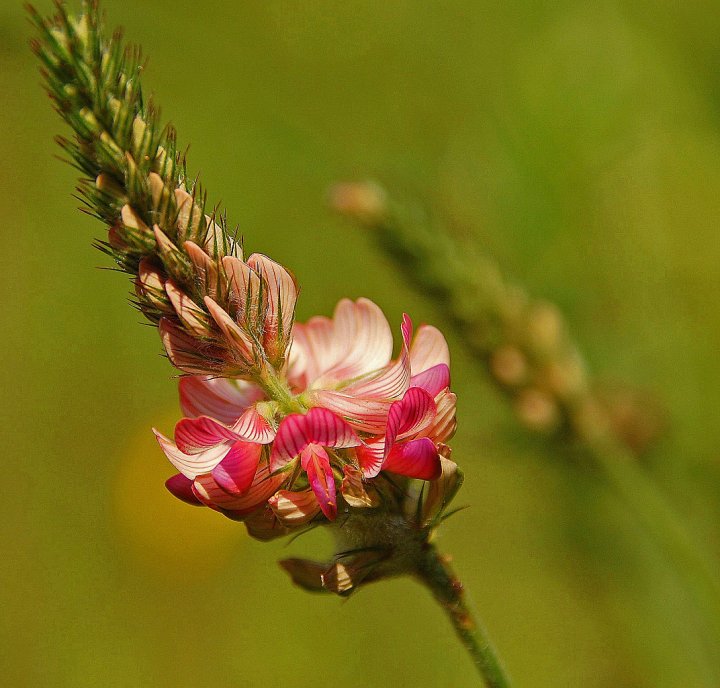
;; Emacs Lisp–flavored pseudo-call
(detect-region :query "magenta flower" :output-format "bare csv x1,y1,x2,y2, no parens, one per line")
157,297,457,531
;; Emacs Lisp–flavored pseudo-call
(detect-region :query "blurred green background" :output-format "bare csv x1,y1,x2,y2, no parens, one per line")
2,1,720,685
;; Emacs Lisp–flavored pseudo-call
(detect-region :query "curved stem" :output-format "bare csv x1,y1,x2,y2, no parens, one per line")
415,544,512,688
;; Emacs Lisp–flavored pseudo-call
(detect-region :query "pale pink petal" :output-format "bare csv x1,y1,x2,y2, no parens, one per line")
270,408,361,469
410,363,450,397
382,438,441,480
423,390,457,444
221,256,264,327
409,324,450,375
340,465,380,507
174,415,238,454
174,188,200,237
231,406,276,444
165,473,203,506
179,376,263,424
296,316,338,383
193,463,286,515
311,390,391,434
159,318,225,374
165,280,210,337
154,429,230,478
211,440,262,495
136,258,166,309
246,254,298,362
268,489,321,525
203,296,255,363
313,298,393,386
342,313,412,401
300,445,337,520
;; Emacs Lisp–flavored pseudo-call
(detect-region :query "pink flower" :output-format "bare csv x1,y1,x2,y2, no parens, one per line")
156,297,456,532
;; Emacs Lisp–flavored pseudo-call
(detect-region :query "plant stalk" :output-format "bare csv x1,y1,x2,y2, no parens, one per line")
415,544,512,688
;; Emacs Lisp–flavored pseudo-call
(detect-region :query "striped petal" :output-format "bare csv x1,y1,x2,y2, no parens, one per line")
269,489,321,525
211,440,262,495
165,280,210,337
222,255,264,327
204,296,255,363
300,445,337,520
341,313,412,401
193,463,286,516
388,387,437,445
410,363,450,397
246,254,298,363
310,390,390,433
312,298,393,386
270,408,361,470
409,324,450,375
423,390,457,444
382,437,441,480
356,440,385,479
154,430,230,478
159,318,225,374
174,415,239,454
179,376,264,424
231,405,276,444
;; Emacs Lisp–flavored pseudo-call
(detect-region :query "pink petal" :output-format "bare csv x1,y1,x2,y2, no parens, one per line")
300,445,337,520
424,390,457,444
193,463,286,515
246,254,298,362
293,316,337,383
221,255,264,326
270,408,361,469
204,296,255,363
382,438,441,480
159,318,225,374
312,298,393,386
356,441,385,479
165,473,203,506
409,324,450,375
341,313,412,401
154,429,230,478
174,416,238,454
179,376,264,424
231,406,276,444
410,363,450,397
183,241,221,299
165,280,209,337
310,390,390,434
387,387,437,445
268,489,321,525
211,440,262,495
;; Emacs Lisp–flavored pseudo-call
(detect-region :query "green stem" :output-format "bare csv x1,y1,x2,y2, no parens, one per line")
256,366,304,414
415,545,512,688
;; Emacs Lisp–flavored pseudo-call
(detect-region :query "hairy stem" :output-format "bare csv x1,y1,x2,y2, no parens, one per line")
415,545,512,688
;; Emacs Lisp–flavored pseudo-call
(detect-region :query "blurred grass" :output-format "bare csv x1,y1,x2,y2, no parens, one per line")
2,0,720,685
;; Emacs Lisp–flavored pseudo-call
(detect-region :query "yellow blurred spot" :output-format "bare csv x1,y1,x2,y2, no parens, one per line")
113,409,244,580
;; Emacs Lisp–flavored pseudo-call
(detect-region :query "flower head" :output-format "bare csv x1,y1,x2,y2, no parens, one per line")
157,296,459,543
